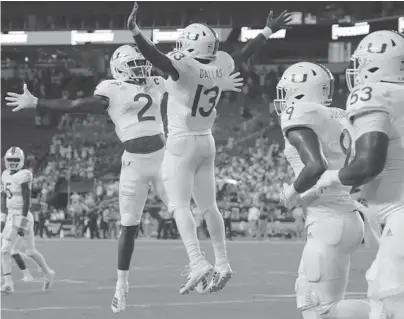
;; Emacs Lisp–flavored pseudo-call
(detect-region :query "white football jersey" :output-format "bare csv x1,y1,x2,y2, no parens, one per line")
165,50,234,137
94,77,165,142
346,82,404,222
281,102,357,223
1,169,32,213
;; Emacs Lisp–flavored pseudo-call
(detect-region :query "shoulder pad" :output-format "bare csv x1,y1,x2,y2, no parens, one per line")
166,51,193,74
94,80,120,98
19,169,33,184
346,83,389,120
281,103,324,134
216,51,235,74
148,76,166,91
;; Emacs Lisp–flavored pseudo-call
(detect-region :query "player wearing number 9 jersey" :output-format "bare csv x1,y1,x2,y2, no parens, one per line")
129,1,293,295
6,44,168,313
316,30,404,319
275,62,370,319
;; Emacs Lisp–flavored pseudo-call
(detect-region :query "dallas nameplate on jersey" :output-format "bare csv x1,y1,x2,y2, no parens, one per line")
94,77,165,142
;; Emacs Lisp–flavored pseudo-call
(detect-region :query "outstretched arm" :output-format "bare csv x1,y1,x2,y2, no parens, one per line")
6,84,109,114
127,2,179,79
232,10,292,69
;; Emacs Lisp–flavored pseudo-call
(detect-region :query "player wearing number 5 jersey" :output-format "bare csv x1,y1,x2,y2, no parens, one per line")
275,62,370,319
1,147,55,294
127,2,292,295
6,44,168,313
316,30,404,319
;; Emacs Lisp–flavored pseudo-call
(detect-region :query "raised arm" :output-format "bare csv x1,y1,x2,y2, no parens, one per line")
127,2,179,79
231,10,292,69
6,84,109,114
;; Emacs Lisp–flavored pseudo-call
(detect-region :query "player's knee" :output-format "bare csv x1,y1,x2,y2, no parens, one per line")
120,213,141,227
25,248,38,257
200,205,220,218
11,250,20,256
295,277,321,312
1,244,11,256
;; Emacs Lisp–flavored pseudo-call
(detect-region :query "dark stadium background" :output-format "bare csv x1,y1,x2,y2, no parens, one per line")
1,2,403,239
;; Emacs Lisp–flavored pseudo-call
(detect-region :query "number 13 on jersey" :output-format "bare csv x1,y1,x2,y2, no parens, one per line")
191,85,220,117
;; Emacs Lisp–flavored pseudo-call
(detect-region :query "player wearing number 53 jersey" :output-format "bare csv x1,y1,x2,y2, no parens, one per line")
127,2,292,295
275,62,370,319
316,30,404,319
1,147,55,294
6,44,168,313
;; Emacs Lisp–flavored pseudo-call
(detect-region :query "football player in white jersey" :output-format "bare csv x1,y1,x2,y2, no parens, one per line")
275,62,370,319
1,147,55,294
6,45,168,313
316,30,404,319
127,2,292,294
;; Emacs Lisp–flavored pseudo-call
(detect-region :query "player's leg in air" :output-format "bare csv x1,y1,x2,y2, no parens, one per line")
112,150,164,313
366,213,404,319
192,134,232,293
295,212,370,319
162,135,213,295
20,212,55,291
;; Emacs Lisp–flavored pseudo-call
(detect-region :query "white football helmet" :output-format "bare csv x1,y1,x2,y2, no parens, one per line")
274,62,334,115
110,44,152,82
4,146,25,171
346,30,404,91
176,23,219,61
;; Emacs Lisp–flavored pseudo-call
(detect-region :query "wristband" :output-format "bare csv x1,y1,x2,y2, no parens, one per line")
19,216,30,230
131,26,141,36
261,27,273,39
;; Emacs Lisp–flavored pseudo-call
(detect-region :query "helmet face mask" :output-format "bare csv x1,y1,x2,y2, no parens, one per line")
175,24,219,61
4,147,25,171
110,45,152,82
345,30,404,91
274,62,334,115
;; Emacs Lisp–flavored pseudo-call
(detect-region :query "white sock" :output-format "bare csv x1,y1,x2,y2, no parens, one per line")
117,270,129,287
203,207,228,266
27,250,51,275
173,207,203,266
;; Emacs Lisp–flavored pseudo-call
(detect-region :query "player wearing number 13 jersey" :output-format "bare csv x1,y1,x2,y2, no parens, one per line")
129,1,293,295
6,44,168,313
316,30,404,319
275,62,370,319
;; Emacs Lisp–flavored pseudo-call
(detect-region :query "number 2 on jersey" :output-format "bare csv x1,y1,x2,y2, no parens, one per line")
191,85,220,117
134,93,155,122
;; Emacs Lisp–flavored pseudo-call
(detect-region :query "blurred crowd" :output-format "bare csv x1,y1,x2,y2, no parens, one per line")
2,45,352,240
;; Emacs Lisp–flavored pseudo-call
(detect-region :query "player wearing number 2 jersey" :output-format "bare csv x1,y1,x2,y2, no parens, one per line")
127,2,292,295
6,44,168,313
316,30,404,319
275,62,370,319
